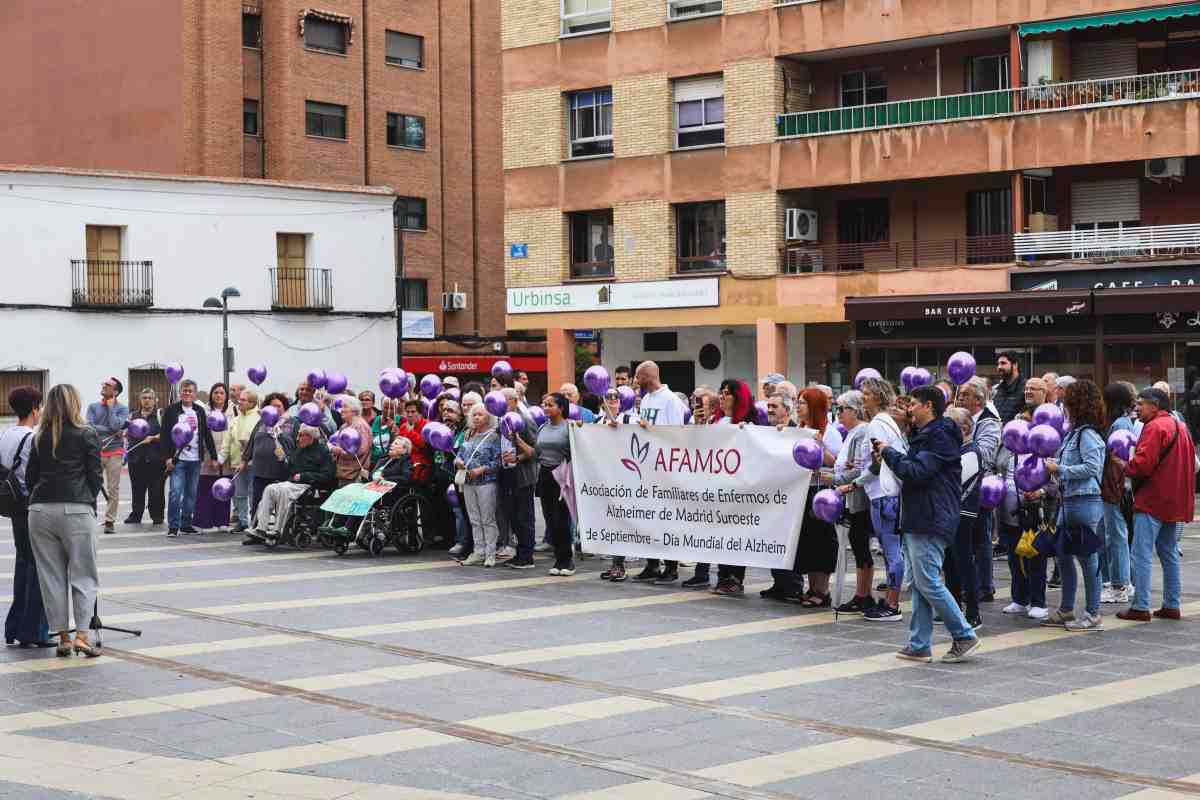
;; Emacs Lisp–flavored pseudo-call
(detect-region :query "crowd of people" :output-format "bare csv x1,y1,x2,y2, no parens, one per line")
2,352,1195,664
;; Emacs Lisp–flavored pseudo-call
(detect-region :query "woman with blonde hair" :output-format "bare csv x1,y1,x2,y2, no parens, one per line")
25,384,104,657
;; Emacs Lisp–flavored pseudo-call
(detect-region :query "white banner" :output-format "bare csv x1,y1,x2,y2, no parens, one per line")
569,424,814,569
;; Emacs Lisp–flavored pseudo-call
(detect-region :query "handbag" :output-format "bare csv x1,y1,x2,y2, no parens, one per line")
1015,507,1060,560
0,431,32,518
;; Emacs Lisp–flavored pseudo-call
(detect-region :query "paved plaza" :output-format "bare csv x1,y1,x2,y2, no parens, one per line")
4,477,1200,799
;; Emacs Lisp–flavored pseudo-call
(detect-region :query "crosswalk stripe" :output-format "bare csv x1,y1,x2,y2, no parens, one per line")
0,549,327,580
0,540,245,561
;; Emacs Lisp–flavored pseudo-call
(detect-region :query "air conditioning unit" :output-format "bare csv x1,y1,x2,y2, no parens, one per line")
785,209,818,242
1146,157,1186,180
441,291,468,311
783,247,824,274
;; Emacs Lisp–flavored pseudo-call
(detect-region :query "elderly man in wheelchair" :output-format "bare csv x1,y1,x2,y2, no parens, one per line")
244,424,337,547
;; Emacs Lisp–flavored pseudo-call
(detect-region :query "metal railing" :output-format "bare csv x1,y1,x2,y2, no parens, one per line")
70,260,154,307
780,235,1014,273
1015,223,1200,262
777,68,1200,138
269,267,333,310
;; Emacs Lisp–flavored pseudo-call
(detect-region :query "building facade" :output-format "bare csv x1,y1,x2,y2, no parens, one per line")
1,0,542,386
0,166,398,414
501,0,1200,396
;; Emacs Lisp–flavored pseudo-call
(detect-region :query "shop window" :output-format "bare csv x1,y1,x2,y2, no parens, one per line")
676,201,726,273
568,210,614,278
567,89,612,158
840,69,886,108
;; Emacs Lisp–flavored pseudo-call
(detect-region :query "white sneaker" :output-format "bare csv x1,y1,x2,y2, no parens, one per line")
1109,586,1130,604
547,567,561,576
1026,606,1049,620
1002,602,1029,615
460,553,484,566
557,565,576,576
484,554,496,568
1065,612,1103,632
534,542,551,552
448,544,464,556
497,546,516,560
1100,587,1116,604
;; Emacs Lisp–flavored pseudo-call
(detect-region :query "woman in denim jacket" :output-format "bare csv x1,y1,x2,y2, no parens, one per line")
1044,379,1107,632
454,404,501,567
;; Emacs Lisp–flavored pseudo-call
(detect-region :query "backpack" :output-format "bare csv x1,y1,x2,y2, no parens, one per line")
0,431,33,518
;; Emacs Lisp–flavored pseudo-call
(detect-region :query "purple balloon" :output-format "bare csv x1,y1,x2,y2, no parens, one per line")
328,430,342,449
446,484,460,508
426,398,440,420
211,477,235,502
259,405,280,428
617,385,636,413
247,365,268,386
979,475,1006,510
1028,423,1062,459
325,371,348,395
899,366,917,393
568,403,582,421
379,369,406,400
835,421,848,437
1108,429,1137,460
299,402,322,426
947,351,977,386
583,365,611,396
445,388,461,401
792,438,823,470
1033,403,1065,434
1002,420,1031,455
127,418,149,441
1015,456,1049,492
502,411,526,436
854,368,882,390
426,422,455,452
420,397,433,418
491,360,513,380
420,374,443,401
207,410,228,433
306,369,327,390
812,488,844,524
484,390,508,418
333,397,345,413
754,400,770,426
910,368,933,389
528,405,547,427
171,422,194,449
684,408,694,424
338,427,361,454
164,363,185,384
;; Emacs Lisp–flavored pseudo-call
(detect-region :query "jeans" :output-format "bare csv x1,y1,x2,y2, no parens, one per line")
453,505,472,554
168,459,202,530
999,523,1047,609
5,511,49,645
500,481,535,561
1058,496,1104,617
1102,501,1131,588
1131,512,1183,611
904,533,977,653
974,512,994,594
869,496,903,590
232,469,253,528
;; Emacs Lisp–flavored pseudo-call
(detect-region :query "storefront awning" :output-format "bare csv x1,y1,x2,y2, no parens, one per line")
1019,2,1200,37
844,290,1092,321
1092,285,1200,314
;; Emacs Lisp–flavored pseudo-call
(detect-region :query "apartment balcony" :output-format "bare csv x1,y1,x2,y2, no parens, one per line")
777,69,1200,139
269,267,333,311
70,260,154,308
780,236,1013,274
1015,223,1200,264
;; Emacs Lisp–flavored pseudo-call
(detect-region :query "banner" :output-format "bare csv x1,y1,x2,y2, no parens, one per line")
569,424,814,569
320,479,397,517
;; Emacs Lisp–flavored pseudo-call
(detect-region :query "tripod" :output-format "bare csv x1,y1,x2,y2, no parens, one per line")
87,597,142,648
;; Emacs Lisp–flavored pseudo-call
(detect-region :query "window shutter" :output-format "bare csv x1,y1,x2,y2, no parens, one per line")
1071,39,1138,81
1070,179,1141,225
387,32,422,65
674,76,723,103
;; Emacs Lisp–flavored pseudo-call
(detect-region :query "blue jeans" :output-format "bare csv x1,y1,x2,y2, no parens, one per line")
904,533,977,653
168,459,201,529
974,512,994,594
1058,496,1104,617
1131,512,1183,611
5,511,49,645
1102,501,1131,588
870,496,903,590
453,505,472,553
501,481,535,561
232,469,252,528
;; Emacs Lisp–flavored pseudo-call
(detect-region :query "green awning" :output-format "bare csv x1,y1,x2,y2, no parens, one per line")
1019,2,1200,36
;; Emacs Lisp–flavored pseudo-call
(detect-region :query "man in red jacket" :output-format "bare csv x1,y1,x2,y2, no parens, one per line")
1119,387,1195,622
396,399,432,483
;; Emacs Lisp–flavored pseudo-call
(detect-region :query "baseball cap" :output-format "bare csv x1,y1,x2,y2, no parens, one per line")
762,373,785,386
443,376,461,388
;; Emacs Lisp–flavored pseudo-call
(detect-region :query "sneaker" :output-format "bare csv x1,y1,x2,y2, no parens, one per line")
864,604,902,622
876,581,889,592
1099,586,1116,604
167,529,179,538
103,522,115,534
547,567,561,576
608,564,627,582
1002,602,1029,615
448,544,465,556
941,637,982,663
497,546,516,560
506,559,536,570
484,555,496,568
896,646,933,663
533,542,551,552
835,596,872,615
1047,574,1062,589
632,567,661,582
180,526,198,535
122,515,140,525
1066,612,1103,632
460,552,484,566
681,574,710,589
1106,586,1130,604
556,564,576,577
1026,606,1049,620
967,615,983,630
712,579,744,596
979,591,995,602
1040,609,1075,627
654,570,679,585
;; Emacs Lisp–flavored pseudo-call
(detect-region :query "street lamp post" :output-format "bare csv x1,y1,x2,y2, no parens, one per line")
203,286,241,389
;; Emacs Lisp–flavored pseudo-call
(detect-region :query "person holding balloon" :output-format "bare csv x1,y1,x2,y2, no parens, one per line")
161,380,218,537
855,377,906,621
123,388,166,526
220,388,260,533
436,400,473,558
249,424,336,542
397,399,433,484
194,383,233,531
942,406,984,631
85,376,129,535
996,408,1055,621
289,379,337,435
832,390,877,615
328,395,372,486
243,392,297,537
498,388,538,569
454,404,502,567
1099,382,1137,605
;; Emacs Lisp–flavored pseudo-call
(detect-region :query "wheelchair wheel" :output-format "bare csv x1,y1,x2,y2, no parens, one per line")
333,542,348,556
390,493,429,554
264,535,278,549
294,529,312,550
368,534,386,557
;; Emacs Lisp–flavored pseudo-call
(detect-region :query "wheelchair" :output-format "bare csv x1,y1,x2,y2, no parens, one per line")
259,485,333,550
318,483,434,557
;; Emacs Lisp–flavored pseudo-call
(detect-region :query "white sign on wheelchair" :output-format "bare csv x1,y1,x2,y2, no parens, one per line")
320,480,397,517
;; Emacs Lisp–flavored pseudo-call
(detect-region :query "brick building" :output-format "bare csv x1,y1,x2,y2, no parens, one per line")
501,0,1200,397
3,0,544,392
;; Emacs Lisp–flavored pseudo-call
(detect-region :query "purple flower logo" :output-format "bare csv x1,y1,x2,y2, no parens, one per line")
621,433,651,480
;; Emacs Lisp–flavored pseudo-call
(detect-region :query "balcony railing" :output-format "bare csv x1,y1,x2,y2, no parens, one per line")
1015,223,1200,263
777,68,1200,139
270,267,333,310
70,260,154,308
780,235,1014,273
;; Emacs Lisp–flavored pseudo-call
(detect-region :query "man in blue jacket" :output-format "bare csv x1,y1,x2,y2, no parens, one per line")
877,385,981,664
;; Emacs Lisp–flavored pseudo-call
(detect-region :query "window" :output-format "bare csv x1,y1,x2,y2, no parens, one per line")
242,13,261,48
568,210,614,278
668,0,722,19
561,0,611,36
840,69,886,107
396,197,427,230
275,233,309,308
387,113,426,149
386,31,423,68
243,99,259,136
567,89,612,158
675,202,725,272
305,16,347,53
0,370,47,417
401,279,428,310
674,76,724,148
305,101,347,139
967,54,1010,92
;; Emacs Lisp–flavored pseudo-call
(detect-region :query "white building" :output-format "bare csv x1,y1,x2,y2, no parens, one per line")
0,166,398,412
